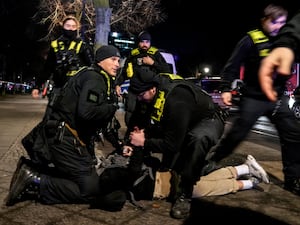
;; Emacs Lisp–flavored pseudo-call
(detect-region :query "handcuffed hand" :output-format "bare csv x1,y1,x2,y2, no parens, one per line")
122,145,133,157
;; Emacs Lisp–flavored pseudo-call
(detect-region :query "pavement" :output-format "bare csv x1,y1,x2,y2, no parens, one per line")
0,94,300,225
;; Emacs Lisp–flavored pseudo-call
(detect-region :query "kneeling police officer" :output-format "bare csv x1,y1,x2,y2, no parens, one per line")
5,45,126,209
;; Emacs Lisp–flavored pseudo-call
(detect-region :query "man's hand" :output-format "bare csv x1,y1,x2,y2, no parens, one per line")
31,89,40,99
130,127,145,147
259,47,295,102
142,56,154,65
122,145,133,157
115,85,122,97
221,92,232,106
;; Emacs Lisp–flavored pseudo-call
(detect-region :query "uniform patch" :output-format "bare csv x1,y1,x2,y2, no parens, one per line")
87,91,99,103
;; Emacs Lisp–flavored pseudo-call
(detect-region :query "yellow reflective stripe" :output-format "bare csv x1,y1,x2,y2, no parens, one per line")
51,40,59,52
58,41,65,50
159,73,183,80
131,48,140,56
126,62,133,78
75,41,83,53
100,70,111,96
66,66,88,77
51,40,58,48
68,41,76,50
259,49,270,57
131,46,158,56
151,90,165,122
247,29,269,44
66,70,77,76
68,40,82,54
147,46,158,55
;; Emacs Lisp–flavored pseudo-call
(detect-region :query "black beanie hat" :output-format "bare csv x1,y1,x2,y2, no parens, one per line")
130,68,158,94
95,45,121,62
138,31,151,42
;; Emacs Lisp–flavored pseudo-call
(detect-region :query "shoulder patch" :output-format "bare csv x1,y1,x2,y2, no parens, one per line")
87,90,99,103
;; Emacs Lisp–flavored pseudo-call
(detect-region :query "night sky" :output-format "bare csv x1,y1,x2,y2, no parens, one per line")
1,0,300,81
149,0,300,75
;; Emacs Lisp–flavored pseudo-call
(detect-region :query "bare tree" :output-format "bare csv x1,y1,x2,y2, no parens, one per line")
110,0,167,34
34,0,167,46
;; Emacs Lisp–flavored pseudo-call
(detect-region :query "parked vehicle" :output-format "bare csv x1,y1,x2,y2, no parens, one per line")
185,77,242,112
159,49,177,74
289,86,300,120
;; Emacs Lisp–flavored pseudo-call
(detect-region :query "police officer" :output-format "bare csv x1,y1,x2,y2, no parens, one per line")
5,45,125,209
205,4,300,197
32,15,94,99
124,69,225,219
115,31,171,126
259,10,300,196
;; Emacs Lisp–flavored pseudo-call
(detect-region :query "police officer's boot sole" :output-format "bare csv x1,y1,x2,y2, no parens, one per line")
5,161,37,206
8,156,28,190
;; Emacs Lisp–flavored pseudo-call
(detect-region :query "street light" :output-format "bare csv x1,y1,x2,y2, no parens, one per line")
203,67,210,74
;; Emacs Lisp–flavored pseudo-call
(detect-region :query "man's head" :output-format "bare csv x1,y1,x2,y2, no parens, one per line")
95,45,121,77
130,68,158,102
261,4,287,37
137,31,152,51
61,15,80,39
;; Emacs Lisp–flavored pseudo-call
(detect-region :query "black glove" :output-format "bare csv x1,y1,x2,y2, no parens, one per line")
201,160,221,176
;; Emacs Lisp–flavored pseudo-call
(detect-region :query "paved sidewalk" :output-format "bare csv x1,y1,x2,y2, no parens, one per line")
0,94,299,225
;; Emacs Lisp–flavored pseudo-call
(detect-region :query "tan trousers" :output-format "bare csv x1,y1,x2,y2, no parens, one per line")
192,166,239,198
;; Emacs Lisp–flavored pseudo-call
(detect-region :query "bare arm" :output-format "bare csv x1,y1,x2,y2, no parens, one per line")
259,47,295,101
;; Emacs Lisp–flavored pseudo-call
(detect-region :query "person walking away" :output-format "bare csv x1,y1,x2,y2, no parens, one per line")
204,4,300,197
259,9,300,195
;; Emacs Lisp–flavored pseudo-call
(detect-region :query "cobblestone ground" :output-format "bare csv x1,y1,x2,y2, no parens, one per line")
0,95,299,225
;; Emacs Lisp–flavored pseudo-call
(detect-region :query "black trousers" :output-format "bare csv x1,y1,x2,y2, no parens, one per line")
39,128,99,204
124,90,137,127
171,115,225,195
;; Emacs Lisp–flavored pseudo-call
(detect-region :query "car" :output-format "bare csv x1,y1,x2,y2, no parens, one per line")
289,86,300,120
185,77,242,112
159,49,177,74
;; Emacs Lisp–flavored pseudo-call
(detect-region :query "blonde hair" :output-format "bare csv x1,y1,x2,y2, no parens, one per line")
61,15,81,30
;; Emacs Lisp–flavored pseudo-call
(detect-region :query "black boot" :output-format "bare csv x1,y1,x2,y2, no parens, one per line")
8,156,33,190
5,157,40,206
170,183,193,219
170,193,192,219
284,177,300,196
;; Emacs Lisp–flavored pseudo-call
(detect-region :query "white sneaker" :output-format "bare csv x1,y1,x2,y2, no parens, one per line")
245,155,270,184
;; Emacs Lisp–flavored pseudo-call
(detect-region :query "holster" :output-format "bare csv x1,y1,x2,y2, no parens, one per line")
213,105,229,124
45,120,65,144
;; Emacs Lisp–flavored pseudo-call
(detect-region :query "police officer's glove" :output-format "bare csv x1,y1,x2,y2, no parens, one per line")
201,160,220,176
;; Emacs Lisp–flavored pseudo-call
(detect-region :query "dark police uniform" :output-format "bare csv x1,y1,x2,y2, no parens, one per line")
116,45,171,126
260,11,300,194
38,34,94,94
128,73,225,199
37,65,119,204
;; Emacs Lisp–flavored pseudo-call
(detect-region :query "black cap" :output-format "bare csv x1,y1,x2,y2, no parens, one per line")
95,45,121,62
130,68,158,94
138,31,151,42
